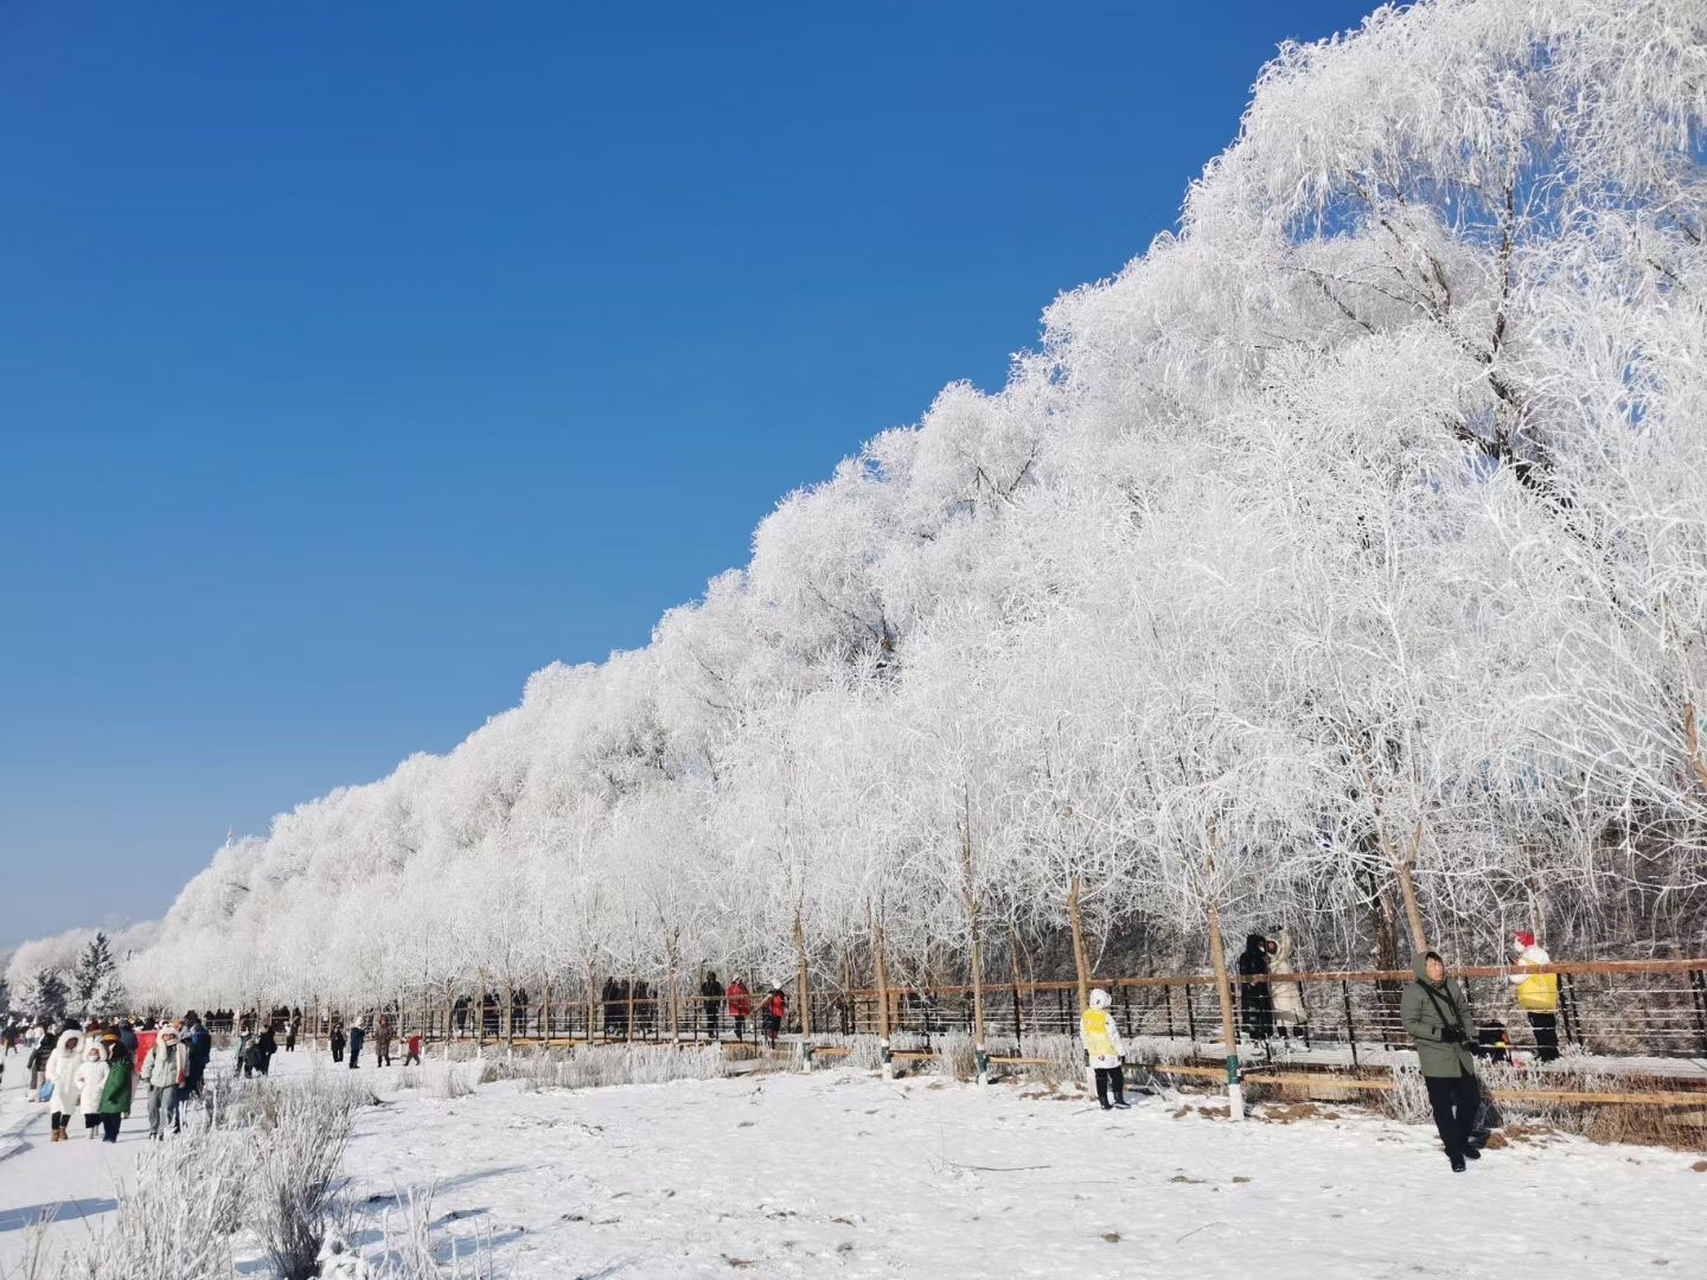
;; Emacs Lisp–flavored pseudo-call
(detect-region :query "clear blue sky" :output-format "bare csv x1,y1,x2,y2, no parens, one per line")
0,1,1377,950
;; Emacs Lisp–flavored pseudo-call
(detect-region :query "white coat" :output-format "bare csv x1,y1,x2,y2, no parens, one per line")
1080,1001,1125,1070
74,1056,110,1114
46,1032,86,1115
1269,929,1306,1023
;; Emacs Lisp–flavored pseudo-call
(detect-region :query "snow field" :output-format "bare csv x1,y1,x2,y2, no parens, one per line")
3,1045,1704,1279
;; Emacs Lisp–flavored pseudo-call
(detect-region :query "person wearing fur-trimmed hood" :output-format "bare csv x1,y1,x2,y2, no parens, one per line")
45,1028,85,1142
73,1042,110,1139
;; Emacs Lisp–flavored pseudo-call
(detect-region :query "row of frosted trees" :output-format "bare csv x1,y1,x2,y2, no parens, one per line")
45,0,1707,1091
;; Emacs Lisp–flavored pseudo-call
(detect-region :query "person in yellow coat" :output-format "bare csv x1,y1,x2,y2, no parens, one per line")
1080,989,1129,1111
1509,931,1560,1062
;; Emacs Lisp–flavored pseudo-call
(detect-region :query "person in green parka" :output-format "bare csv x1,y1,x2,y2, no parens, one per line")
97,1043,134,1144
1401,950,1481,1171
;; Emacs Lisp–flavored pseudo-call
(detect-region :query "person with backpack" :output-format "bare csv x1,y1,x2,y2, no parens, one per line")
700,971,724,1040
1509,931,1561,1063
725,976,751,1042
1080,988,1130,1111
1401,950,1482,1172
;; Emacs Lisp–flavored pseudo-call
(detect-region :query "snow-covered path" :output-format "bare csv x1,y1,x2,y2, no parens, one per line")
0,1070,140,1257
3,1047,1704,1278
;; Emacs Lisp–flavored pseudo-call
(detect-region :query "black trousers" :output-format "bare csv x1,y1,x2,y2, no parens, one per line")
1425,1072,1479,1157
100,1113,121,1143
1093,1066,1125,1107
1527,1012,1560,1062
704,1006,719,1037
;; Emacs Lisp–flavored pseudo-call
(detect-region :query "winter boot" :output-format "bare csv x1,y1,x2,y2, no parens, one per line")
1449,1153,1466,1172
1462,1146,1481,1160
1112,1099,1131,1110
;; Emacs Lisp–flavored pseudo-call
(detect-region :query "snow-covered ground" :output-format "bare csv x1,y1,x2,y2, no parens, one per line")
2,1046,1704,1278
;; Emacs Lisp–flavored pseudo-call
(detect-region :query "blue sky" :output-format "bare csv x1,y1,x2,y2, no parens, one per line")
0,1,1378,950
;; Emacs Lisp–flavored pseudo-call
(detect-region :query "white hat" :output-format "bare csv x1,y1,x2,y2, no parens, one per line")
1089,988,1112,1009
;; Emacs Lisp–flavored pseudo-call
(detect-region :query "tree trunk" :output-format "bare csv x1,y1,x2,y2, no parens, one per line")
585,959,598,1046
1685,696,1707,793
794,908,813,1069
958,792,988,1085
542,977,552,1044
1204,884,1244,1121
870,902,893,1078
1067,875,1091,1013
1395,824,1428,954
666,947,680,1045
477,967,488,1053
625,977,636,1043
966,909,988,1085
1008,926,1027,1051
503,976,514,1048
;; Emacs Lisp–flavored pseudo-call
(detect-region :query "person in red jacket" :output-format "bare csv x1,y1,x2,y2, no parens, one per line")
760,985,787,1049
404,1033,422,1066
725,976,752,1042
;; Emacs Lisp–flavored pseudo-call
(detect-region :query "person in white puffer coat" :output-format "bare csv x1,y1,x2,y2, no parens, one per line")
73,1043,110,1139
1080,988,1129,1112
45,1029,84,1143
1268,926,1308,1036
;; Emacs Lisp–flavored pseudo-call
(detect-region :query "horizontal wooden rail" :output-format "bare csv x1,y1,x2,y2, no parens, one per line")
835,956,1707,1000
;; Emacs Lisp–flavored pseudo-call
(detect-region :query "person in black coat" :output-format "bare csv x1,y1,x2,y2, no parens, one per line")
700,972,725,1040
1237,934,1274,1041
330,1022,346,1064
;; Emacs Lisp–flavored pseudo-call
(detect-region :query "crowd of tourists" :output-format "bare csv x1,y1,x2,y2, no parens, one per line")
1,1010,217,1143
1,931,1566,1170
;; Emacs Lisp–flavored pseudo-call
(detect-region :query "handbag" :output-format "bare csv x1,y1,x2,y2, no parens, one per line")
37,1081,53,1102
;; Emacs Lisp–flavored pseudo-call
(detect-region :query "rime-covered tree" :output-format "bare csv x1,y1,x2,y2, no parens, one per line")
24,0,1707,1015
72,931,118,1014
31,968,70,1024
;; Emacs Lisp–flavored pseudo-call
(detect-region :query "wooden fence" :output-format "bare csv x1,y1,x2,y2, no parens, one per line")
294,957,1707,1074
